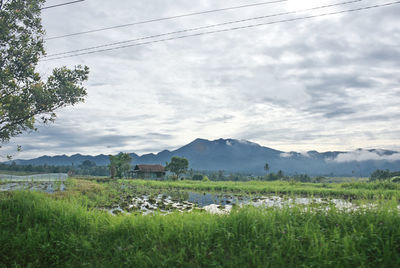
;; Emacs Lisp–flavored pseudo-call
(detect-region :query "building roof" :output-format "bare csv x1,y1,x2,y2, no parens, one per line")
134,164,165,173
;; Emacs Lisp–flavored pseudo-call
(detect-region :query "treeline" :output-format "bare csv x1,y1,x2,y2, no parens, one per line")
3,161,399,183
188,170,325,183
370,169,400,182
0,161,109,176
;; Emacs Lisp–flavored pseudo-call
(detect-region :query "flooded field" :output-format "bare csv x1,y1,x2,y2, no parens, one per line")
0,180,381,215
0,182,66,193
106,189,363,215
2,178,399,267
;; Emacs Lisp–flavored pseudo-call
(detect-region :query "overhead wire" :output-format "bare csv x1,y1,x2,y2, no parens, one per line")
44,0,288,40
41,0,84,10
41,1,400,61
44,0,364,58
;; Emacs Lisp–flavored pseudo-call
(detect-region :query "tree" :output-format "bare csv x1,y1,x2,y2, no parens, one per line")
0,0,89,155
165,156,188,180
108,153,132,179
264,162,269,173
79,160,96,175
370,169,392,182
79,160,96,169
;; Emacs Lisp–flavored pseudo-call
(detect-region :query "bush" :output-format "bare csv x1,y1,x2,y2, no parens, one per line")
292,174,312,183
391,176,400,183
313,176,326,183
265,173,280,181
370,169,392,181
202,176,210,182
192,174,204,181
167,175,178,181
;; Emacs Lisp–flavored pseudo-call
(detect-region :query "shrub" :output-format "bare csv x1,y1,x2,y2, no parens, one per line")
391,176,400,183
202,176,210,182
192,174,204,181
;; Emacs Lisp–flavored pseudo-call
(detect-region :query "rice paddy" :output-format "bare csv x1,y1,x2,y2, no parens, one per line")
1,178,400,267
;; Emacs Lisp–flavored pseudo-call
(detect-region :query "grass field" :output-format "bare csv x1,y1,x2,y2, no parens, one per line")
1,178,400,267
115,179,400,199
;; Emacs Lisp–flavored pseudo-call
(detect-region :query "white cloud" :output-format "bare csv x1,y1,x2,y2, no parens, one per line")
3,0,400,158
332,150,400,163
280,152,293,158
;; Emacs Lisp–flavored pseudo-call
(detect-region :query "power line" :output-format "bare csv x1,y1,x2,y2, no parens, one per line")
42,1,400,61
45,0,364,58
44,0,288,40
41,0,84,10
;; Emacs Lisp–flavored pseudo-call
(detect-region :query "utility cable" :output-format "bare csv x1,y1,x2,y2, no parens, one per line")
44,0,364,58
42,1,400,61
44,0,288,40
41,0,84,10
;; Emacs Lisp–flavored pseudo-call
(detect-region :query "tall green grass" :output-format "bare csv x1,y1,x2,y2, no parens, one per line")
1,191,400,267
116,179,400,199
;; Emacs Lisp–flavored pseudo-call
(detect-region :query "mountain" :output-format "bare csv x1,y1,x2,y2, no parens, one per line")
7,138,400,176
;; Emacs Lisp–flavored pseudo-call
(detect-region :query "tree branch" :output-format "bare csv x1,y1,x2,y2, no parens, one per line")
0,103,64,133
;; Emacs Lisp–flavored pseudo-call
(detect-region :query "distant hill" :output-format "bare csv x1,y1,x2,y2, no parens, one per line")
7,138,400,176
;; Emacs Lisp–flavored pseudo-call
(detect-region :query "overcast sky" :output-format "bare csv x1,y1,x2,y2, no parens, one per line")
3,0,400,159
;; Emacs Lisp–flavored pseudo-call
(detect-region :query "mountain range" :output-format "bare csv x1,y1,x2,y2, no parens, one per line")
7,138,400,176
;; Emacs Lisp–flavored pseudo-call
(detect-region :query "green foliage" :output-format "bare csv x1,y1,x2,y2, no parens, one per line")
0,162,109,176
391,176,400,183
263,170,287,181
165,156,189,180
79,160,96,169
292,174,312,182
201,176,210,182
108,153,132,179
370,169,400,182
119,179,400,199
1,191,400,267
192,174,204,181
313,176,326,183
0,0,89,148
264,172,280,181
264,162,269,173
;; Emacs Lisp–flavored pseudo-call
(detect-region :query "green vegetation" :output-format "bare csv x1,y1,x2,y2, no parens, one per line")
0,162,109,176
202,176,210,182
165,156,189,180
391,176,400,183
1,190,400,267
108,153,132,179
264,162,269,173
117,179,400,199
0,0,89,156
370,169,400,182
0,162,374,182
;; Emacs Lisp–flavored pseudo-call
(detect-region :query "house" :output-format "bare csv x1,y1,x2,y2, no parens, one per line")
129,164,166,180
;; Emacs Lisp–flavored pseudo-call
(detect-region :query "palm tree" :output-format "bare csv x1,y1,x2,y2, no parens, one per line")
264,163,269,173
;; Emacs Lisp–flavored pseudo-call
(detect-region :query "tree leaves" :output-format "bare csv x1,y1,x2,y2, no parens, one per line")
0,0,89,145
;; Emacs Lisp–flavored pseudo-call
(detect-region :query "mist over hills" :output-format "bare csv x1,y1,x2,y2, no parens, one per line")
8,138,400,176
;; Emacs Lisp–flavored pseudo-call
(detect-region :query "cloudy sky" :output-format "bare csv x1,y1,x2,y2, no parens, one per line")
4,0,400,159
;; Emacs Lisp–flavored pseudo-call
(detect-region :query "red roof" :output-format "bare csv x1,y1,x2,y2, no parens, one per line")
134,165,165,172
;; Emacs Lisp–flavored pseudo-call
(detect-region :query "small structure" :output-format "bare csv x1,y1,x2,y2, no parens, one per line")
130,164,166,180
